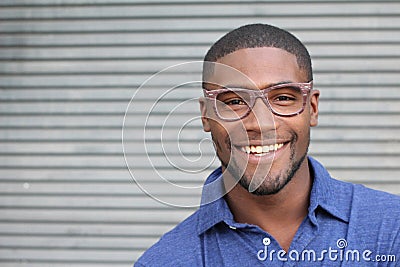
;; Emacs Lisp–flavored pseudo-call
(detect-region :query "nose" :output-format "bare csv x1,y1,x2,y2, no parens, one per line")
244,98,276,134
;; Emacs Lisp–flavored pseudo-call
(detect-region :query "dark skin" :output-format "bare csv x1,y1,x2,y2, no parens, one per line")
199,47,320,251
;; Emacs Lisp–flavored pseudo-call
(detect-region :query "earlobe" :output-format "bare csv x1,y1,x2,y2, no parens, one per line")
199,98,211,132
309,90,320,127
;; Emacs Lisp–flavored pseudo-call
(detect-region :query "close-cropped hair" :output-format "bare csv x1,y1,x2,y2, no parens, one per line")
202,23,313,85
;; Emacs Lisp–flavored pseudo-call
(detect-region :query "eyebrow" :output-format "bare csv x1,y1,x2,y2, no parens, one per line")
260,80,294,89
223,80,294,90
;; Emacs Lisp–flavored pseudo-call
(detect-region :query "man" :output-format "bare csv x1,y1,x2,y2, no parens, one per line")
135,24,399,266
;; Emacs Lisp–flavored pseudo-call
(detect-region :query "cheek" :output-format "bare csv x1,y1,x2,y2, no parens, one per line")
209,121,229,150
295,120,311,148
297,106,312,134
284,115,310,147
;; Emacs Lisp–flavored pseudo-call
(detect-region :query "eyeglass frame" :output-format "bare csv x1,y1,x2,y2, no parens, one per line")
203,81,314,121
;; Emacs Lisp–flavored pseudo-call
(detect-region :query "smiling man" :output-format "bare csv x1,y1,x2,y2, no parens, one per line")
135,24,399,266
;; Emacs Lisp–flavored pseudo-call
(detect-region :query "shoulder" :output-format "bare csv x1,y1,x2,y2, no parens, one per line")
347,184,400,254
352,183,400,217
338,179,400,242
331,176,400,218
135,210,202,267
310,156,400,217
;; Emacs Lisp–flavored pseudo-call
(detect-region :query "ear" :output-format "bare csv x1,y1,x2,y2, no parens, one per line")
199,97,211,132
309,90,320,127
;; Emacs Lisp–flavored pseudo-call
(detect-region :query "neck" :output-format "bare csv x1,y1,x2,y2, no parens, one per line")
223,158,312,251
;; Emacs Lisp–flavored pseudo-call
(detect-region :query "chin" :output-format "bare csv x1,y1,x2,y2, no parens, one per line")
239,173,291,196
239,152,307,196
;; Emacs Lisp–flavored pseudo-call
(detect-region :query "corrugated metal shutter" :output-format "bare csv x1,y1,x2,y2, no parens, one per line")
0,0,399,265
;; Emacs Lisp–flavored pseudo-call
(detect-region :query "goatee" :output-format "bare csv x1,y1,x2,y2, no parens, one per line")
213,131,309,196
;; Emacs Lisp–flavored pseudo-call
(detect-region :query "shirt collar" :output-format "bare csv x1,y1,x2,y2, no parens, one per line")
197,167,234,235
197,156,351,235
307,157,351,224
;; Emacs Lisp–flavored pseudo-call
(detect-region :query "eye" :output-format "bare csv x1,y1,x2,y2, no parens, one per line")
268,87,301,106
217,91,248,106
225,98,246,105
275,95,296,102
271,94,297,106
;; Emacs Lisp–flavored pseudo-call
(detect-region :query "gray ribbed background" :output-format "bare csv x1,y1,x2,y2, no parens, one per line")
0,1,399,266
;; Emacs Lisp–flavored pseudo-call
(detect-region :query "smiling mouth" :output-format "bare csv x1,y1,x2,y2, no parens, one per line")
239,143,285,157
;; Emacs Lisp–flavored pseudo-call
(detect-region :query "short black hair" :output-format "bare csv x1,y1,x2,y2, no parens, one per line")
203,23,313,83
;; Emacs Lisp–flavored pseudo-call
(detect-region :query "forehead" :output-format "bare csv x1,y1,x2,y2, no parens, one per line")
209,47,305,89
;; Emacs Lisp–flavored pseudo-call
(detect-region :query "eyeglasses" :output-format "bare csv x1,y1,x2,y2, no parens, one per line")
203,81,313,121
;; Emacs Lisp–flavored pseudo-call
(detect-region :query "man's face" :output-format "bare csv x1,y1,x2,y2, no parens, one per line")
200,47,319,195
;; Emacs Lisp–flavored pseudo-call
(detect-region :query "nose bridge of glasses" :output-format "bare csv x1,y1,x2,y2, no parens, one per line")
250,90,272,112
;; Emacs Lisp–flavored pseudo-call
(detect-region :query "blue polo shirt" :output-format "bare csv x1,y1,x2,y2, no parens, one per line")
135,157,400,266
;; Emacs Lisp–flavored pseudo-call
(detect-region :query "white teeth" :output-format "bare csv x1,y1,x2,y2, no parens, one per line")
242,143,285,155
